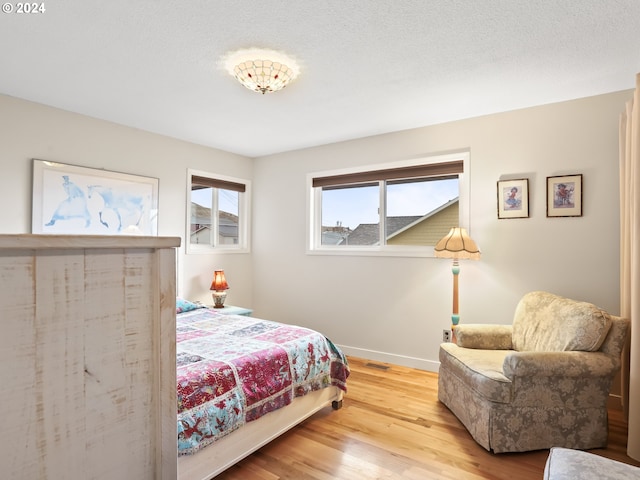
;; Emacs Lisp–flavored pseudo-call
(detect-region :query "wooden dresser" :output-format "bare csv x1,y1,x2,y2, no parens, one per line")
0,235,180,480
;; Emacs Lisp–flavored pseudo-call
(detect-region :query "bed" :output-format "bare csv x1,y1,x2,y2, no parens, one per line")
0,234,346,480
175,301,349,480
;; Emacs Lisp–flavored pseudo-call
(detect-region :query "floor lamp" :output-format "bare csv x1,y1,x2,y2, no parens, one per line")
434,227,481,341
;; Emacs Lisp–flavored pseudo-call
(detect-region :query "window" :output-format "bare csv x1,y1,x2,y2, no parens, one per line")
308,153,469,256
186,169,250,253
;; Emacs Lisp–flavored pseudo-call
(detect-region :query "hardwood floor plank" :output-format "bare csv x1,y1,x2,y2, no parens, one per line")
215,356,640,479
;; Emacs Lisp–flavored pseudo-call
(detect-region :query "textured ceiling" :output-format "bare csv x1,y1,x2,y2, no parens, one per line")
1,1,639,157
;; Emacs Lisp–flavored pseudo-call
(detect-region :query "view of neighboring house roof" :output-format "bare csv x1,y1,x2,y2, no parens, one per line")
321,225,351,245
191,204,238,239
386,197,459,241
337,197,459,246
190,202,210,224
192,223,238,239
343,216,422,246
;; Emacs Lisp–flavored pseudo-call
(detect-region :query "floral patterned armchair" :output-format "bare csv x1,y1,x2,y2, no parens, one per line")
438,291,630,453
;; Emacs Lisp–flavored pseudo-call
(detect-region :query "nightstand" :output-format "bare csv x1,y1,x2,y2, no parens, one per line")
212,304,253,317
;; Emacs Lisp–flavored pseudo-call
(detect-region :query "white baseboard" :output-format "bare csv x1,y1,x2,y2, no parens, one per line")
338,344,440,373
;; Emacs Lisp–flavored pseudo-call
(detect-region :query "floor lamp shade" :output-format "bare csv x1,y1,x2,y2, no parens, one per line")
434,228,480,336
434,227,481,261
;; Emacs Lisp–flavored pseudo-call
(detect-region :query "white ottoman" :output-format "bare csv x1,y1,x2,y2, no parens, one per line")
544,447,640,479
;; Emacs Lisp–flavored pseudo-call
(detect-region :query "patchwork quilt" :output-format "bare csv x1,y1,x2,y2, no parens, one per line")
176,307,349,455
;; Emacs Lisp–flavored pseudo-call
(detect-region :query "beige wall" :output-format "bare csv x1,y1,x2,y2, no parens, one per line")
0,94,254,308
252,90,631,371
0,89,632,374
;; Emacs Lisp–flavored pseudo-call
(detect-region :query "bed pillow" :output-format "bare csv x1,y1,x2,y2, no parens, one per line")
176,298,204,314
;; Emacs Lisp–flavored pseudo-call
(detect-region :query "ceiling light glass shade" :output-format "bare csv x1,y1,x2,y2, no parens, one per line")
222,48,300,94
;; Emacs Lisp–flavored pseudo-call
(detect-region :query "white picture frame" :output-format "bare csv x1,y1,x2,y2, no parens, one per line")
32,159,159,235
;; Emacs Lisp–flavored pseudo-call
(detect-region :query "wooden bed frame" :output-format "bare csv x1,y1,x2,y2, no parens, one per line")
0,234,344,480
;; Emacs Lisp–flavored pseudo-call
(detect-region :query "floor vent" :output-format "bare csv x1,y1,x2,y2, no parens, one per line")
365,362,389,371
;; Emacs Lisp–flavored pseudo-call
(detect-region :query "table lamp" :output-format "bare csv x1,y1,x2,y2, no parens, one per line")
434,227,480,341
210,270,229,308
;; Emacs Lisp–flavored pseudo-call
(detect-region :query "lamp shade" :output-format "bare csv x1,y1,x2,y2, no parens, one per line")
210,270,229,291
434,227,481,260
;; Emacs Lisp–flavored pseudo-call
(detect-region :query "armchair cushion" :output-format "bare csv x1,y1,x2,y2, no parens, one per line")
440,343,512,403
512,291,612,352
503,351,620,379
455,324,513,349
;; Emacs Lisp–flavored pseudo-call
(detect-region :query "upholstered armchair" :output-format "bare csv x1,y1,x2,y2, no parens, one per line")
438,291,629,453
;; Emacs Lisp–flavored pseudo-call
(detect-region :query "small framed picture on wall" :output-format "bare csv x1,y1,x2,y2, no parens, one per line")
546,174,582,217
497,178,529,219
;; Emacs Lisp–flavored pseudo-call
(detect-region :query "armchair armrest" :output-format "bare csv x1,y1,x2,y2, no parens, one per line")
503,351,620,379
455,324,513,349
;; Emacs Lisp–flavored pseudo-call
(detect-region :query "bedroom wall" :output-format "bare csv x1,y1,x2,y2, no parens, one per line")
0,94,254,308
251,89,632,371
0,90,631,373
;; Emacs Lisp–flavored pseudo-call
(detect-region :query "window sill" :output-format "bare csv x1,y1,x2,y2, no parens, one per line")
306,246,437,258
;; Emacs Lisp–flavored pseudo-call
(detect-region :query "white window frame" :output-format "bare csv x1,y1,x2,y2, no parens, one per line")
306,152,470,257
186,168,251,254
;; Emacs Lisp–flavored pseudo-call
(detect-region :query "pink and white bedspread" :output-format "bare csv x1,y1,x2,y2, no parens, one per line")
176,307,349,455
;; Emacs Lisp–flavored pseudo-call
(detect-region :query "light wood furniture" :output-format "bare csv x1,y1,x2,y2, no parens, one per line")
0,234,180,480
0,234,343,480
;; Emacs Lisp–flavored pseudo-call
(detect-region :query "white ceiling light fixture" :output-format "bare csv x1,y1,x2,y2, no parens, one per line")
222,48,300,94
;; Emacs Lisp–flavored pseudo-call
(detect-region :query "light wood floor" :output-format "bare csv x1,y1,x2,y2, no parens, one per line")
215,356,640,479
